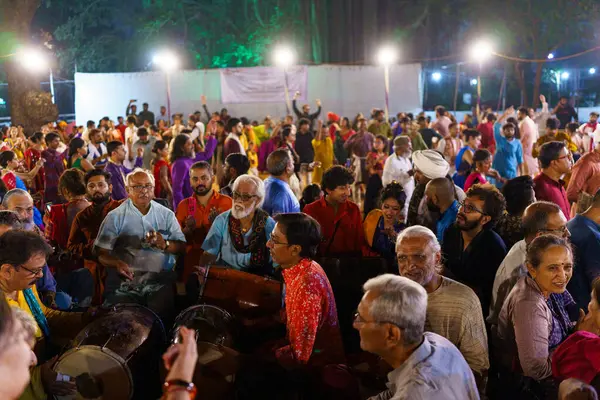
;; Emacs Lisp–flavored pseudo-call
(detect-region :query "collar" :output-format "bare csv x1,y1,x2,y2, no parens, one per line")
388,336,431,385
441,200,459,217
282,258,313,282
539,172,565,187
319,196,349,213
125,198,153,216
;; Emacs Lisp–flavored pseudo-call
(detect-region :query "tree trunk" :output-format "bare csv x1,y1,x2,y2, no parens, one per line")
1,0,58,134
531,61,544,109
514,62,528,108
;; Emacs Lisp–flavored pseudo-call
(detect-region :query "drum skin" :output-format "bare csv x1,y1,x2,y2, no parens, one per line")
54,304,166,400
170,304,240,400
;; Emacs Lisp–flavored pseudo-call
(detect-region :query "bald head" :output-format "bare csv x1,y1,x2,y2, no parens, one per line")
425,177,456,211
522,201,568,242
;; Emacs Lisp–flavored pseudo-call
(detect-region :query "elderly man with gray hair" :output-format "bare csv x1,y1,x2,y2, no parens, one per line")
355,273,479,400
262,148,300,216
200,174,276,275
95,168,186,315
396,225,489,395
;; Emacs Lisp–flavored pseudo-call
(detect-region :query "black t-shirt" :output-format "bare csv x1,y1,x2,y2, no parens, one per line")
295,131,315,164
419,128,443,149
442,225,507,317
555,105,578,129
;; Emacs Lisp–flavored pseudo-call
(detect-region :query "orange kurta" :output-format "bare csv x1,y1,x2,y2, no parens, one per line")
176,191,233,281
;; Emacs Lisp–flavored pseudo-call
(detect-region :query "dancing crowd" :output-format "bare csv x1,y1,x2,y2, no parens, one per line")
1,91,600,400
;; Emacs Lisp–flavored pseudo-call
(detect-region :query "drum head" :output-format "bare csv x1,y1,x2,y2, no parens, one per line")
54,346,133,400
173,304,235,347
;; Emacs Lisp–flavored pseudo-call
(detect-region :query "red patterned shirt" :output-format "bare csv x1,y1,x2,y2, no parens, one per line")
277,259,345,366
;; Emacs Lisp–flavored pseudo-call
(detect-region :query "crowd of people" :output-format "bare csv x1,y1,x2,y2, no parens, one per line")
0,92,599,400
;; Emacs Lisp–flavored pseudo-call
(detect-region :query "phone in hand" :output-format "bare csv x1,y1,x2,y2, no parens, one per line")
345,159,352,168
45,202,53,213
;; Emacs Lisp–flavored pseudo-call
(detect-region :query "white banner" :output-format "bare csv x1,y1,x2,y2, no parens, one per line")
220,66,308,104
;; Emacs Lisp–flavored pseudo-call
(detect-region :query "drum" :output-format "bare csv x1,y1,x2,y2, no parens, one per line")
53,304,167,400
197,266,282,318
171,304,240,400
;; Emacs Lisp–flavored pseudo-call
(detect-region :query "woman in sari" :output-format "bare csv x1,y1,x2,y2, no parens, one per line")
312,121,333,185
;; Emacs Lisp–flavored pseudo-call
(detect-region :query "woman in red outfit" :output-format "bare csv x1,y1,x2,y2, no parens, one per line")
152,140,173,202
552,278,600,392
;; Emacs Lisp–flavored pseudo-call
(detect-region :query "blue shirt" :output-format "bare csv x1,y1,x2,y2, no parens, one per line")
202,210,276,271
263,177,300,216
567,215,600,310
94,199,185,272
436,200,459,244
492,123,523,186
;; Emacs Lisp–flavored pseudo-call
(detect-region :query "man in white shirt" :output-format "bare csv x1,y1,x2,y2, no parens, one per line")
382,136,414,218
85,129,108,168
577,112,599,155
488,201,569,326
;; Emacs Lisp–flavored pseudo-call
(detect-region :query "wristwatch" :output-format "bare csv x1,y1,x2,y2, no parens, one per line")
164,240,170,252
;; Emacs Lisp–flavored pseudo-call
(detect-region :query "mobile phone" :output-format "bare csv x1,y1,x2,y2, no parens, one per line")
345,159,352,168
45,202,53,213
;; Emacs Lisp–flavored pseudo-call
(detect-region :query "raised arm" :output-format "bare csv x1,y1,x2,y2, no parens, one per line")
292,92,302,118
309,99,322,120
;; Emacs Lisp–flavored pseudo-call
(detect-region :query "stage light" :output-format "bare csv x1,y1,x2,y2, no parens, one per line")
273,45,296,68
432,72,442,82
469,39,494,63
561,71,570,79
470,78,478,86
547,53,555,60
377,46,398,66
152,50,179,72
589,68,596,75
17,47,49,73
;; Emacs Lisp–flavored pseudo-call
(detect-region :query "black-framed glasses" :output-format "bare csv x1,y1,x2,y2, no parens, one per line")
17,264,44,277
353,312,402,329
130,184,154,193
458,201,486,215
233,191,257,202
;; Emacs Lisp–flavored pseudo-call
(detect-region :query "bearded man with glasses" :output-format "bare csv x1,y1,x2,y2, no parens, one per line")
94,168,186,316
200,174,275,275
441,183,507,319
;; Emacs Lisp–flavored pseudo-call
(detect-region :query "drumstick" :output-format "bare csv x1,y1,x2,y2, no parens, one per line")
197,264,212,303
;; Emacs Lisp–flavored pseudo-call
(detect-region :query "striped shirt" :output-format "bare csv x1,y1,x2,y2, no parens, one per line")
425,276,490,376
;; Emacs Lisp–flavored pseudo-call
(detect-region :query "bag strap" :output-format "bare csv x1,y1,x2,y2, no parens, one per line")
324,219,342,254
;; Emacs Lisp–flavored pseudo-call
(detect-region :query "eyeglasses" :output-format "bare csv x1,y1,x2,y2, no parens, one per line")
353,312,402,329
17,264,44,277
397,254,428,265
555,154,573,163
458,201,486,215
539,225,570,237
268,237,289,246
233,191,257,202
130,184,154,193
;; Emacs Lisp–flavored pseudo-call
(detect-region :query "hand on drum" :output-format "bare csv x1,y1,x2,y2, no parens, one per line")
116,260,134,280
41,356,76,396
145,230,167,251
163,327,198,382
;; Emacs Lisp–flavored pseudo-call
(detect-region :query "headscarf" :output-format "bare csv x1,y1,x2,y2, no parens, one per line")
412,150,450,179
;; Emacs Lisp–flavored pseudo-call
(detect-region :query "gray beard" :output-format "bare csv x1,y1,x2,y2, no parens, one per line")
231,201,256,219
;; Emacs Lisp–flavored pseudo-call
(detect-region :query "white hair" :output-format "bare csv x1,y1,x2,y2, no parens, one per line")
1,189,32,208
125,168,155,187
232,174,265,207
363,274,427,345
396,225,441,253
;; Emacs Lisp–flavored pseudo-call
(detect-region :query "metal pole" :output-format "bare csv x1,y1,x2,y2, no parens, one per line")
283,67,291,115
453,64,460,115
166,72,172,121
384,65,390,122
49,69,55,104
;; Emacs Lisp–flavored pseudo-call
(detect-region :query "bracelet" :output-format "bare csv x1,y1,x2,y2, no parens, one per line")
163,380,196,399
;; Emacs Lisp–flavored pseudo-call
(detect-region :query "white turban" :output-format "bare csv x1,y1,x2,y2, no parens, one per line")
412,150,450,179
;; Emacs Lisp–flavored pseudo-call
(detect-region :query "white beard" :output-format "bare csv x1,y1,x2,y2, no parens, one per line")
231,201,256,220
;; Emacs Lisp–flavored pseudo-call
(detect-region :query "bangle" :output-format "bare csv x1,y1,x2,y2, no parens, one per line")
163,380,196,399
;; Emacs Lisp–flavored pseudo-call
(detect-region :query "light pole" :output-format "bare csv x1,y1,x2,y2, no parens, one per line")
469,39,494,115
377,46,398,123
153,51,179,121
17,47,54,103
273,45,296,115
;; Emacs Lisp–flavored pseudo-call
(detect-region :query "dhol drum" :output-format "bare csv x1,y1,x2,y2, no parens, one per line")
196,266,282,318
53,304,167,400
171,304,240,400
